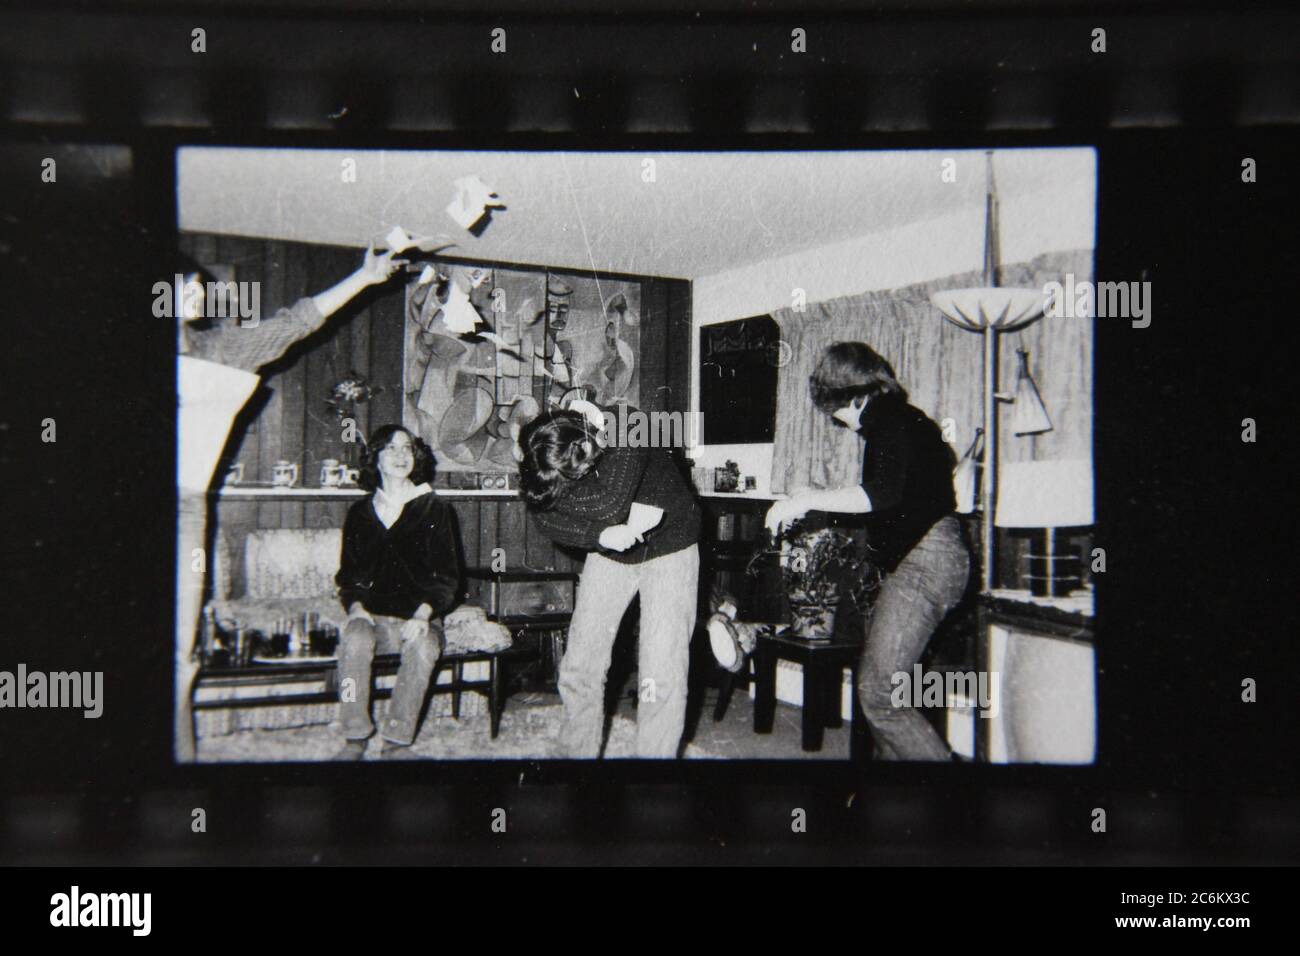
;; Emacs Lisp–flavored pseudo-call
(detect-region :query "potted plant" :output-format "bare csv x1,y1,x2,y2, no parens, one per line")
326,371,382,466
749,522,880,639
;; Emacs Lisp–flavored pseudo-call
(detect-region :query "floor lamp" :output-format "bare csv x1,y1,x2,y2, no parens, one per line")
930,151,1046,593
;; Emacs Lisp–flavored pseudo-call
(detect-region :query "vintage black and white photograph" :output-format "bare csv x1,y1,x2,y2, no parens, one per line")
172,146,1097,764
5,0,1300,898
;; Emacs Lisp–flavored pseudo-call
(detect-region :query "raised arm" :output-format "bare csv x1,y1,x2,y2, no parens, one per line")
188,248,404,372
310,247,404,320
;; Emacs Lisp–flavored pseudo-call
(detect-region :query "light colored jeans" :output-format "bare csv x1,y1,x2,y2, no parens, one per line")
338,615,443,745
857,516,970,761
559,544,700,759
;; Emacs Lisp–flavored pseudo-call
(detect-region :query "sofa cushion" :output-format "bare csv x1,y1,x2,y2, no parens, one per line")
245,528,343,600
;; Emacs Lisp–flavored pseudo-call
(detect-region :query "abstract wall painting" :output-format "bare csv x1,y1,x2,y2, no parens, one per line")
403,265,641,474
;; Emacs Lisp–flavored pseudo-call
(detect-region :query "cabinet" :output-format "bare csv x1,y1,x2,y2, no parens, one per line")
697,497,783,623
974,591,1096,763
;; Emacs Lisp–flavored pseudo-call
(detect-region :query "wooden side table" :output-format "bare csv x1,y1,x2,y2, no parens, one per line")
752,630,869,757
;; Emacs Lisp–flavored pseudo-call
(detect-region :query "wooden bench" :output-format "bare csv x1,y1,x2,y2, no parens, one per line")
193,644,524,739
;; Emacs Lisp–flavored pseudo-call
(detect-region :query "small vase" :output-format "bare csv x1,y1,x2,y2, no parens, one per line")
789,602,836,640
339,407,360,468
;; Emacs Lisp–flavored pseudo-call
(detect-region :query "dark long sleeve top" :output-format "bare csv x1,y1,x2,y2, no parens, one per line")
529,429,701,564
857,393,958,571
336,492,461,619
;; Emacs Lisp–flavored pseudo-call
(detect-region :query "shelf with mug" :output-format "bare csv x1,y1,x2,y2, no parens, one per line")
216,484,519,499
217,458,366,497
217,484,367,499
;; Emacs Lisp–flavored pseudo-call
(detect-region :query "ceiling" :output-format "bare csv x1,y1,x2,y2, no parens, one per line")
178,147,1094,280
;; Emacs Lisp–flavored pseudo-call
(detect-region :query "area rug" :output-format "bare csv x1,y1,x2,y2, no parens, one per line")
196,699,723,762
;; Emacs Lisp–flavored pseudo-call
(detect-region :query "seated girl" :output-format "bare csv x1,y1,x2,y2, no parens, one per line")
334,425,461,757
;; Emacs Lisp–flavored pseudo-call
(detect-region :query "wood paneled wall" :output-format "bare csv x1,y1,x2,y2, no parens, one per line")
181,233,692,600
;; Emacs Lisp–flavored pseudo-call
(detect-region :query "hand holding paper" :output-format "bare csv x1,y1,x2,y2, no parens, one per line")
598,524,642,552
358,246,405,286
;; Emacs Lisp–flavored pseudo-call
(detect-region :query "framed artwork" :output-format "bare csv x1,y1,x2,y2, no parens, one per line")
403,263,642,476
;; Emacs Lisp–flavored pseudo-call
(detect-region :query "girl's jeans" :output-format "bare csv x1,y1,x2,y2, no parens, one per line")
338,615,443,745
559,544,700,758
857,516,970,761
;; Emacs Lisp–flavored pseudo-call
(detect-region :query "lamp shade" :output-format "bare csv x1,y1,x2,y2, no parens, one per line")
995,458,1094,528
929,287,1046,332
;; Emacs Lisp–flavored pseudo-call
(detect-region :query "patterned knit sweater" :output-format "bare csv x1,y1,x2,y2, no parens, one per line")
184,298,326,372
530,440,701,563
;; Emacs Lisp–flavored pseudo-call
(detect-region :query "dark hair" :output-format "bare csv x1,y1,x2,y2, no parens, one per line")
172,253,217,326
517,410,605,511
358,424,435,492
175,252,214,287
808,341,907,415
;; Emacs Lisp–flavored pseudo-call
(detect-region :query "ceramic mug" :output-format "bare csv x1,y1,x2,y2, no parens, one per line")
339,466,361,487
319,459,342,487
271,460,299,487
225,462,244,486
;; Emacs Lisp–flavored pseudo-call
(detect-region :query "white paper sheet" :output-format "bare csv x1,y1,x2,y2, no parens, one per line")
627,502,664,536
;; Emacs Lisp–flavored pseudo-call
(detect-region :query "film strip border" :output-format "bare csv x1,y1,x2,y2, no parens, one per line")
0,7,1298,136
1,6,1296,867
3,781,1297,864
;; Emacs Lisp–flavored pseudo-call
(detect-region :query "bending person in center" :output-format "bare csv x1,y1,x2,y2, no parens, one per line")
334,425,461,758
765,342,970,761
518,406,701,758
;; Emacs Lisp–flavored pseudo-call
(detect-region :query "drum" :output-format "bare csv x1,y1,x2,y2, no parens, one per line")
707,613,745,673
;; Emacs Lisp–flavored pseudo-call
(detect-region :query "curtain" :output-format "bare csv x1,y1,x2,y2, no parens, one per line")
769,249,1093,494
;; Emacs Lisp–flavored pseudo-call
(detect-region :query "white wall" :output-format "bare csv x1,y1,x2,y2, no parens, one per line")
688,168,1097,498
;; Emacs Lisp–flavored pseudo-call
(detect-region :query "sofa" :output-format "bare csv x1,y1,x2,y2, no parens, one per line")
196,527,512,738
209,527,512,654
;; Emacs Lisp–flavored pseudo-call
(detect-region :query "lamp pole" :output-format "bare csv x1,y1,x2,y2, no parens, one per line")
980,149,998,594
929,150,1045,596
982,323,997,593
